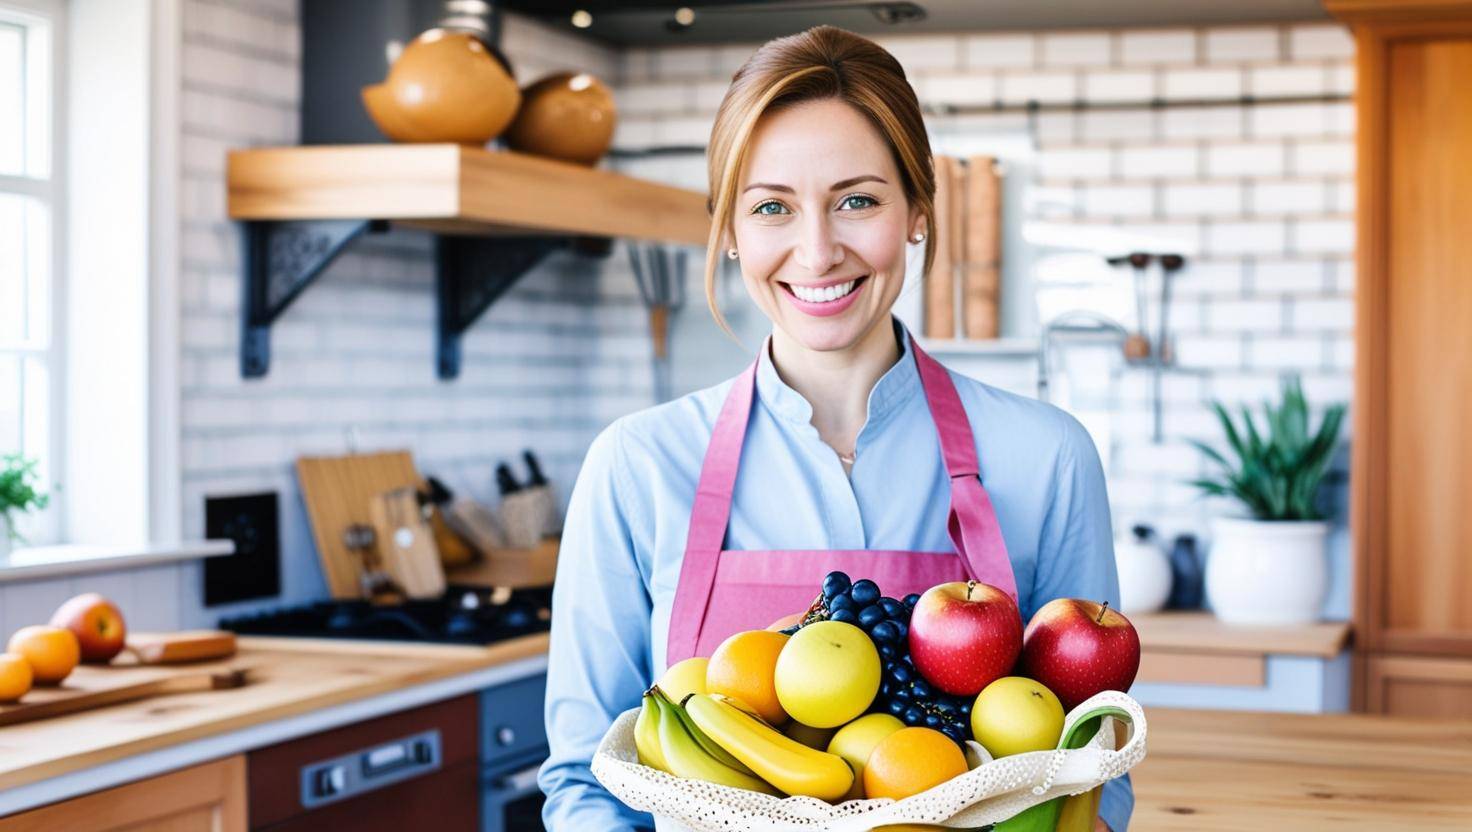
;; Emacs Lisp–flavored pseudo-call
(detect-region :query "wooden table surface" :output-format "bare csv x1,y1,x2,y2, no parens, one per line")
1134,708,1472,829
0,633,548,793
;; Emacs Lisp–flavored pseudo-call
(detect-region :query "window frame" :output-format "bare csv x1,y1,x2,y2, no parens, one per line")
0,0,65,546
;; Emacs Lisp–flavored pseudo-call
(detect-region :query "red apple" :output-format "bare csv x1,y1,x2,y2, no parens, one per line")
50,593,128,663
1020,599,1140,711
907,580,1023,697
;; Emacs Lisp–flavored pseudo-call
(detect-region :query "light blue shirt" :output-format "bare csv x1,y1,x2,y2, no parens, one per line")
539,322,1132,832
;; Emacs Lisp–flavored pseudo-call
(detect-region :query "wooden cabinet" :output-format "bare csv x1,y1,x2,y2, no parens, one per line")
1326,0,1472,715
0,756,245,832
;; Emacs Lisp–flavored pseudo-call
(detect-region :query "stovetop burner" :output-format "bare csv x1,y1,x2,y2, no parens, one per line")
219,585,553,645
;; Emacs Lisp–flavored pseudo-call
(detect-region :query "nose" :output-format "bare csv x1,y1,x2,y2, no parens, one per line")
792,213,842,275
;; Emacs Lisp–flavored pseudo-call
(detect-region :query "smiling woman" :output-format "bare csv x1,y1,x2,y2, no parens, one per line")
541,25,1129,832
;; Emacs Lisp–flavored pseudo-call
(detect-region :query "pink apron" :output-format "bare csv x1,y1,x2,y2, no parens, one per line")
666,335,1020,665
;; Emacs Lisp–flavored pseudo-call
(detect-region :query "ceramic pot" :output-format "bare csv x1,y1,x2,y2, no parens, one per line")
1114,525,1171,614
362,28,521,145
503,72,617,166
1205,518,1328,624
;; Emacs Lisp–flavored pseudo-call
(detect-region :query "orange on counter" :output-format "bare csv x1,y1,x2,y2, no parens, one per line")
8,625,80,685
863,726,968,801
705,629,790,726
0,652,33,701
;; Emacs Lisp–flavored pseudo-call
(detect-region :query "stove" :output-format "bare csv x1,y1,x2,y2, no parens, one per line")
217,585,553,645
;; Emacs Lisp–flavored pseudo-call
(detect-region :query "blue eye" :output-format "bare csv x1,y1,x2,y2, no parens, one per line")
752,200,789,215
840,194,878,210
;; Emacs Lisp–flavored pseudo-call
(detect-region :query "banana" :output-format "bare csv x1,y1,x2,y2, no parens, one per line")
655,689,780,795
683,693,854,802
634,691,670,772
653,688,760,777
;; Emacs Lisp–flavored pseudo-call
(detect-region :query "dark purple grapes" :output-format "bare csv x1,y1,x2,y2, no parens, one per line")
891,663,913,684
887,699,906,716
870,620,900,643
827,593,854,613
830,607,858,624
850,579,880,606
879,597,905,618
911,679,932,699
903,593,921,608
903,705,924,725
822,571,851,600
858,604,886,630
878,642,898,660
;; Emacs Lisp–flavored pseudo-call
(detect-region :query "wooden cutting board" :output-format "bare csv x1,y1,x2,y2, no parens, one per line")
368,487,446,599
297,450,424,599
126,631,238,664
0,663,251,727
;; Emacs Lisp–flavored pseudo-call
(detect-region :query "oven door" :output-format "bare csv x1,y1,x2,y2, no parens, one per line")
481,751,547,832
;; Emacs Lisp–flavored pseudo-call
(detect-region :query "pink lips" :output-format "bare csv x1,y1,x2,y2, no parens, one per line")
781,276,867,318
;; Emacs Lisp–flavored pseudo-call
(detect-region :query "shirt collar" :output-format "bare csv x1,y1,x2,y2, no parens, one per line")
755,317,922,429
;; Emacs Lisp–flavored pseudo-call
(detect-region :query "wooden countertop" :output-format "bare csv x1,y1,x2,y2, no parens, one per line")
0,633,549,794
1135,708,1472,829
1130,611,1353,658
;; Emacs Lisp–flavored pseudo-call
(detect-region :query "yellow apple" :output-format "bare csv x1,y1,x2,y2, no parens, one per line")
827,713,905,800
773,621,880,728
970,676,1064,758
657,656,708,704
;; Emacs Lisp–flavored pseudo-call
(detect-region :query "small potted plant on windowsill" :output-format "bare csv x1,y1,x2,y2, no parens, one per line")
0,454,51,559
1188,376,1346,625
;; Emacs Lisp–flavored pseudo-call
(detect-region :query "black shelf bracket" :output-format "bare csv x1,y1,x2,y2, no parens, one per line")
239,219,615,380
240,219,386,378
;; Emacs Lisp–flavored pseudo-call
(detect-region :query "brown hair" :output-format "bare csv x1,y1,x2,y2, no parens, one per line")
703,25,936,334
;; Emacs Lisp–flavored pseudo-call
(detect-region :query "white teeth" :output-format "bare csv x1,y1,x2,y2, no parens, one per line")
791,279,858,303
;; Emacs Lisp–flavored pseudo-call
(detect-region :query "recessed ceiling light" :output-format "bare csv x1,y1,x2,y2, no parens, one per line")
571,9,592,28
674,7,695,26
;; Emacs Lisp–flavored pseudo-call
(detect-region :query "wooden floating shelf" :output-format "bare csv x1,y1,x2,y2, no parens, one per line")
223,144,712,379
227,144,711,246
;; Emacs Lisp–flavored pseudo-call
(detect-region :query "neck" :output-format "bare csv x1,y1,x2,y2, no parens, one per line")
768,319,903,452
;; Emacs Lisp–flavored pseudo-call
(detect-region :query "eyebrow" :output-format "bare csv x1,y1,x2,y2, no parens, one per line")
742,174,888,194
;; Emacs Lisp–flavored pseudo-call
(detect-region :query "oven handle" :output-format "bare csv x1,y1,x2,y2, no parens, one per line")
490,762,543,796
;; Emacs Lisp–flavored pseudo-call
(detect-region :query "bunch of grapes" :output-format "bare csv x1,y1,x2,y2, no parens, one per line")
793,571,973,747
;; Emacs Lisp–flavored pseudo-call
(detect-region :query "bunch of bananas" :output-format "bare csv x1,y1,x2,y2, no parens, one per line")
635,686,854,802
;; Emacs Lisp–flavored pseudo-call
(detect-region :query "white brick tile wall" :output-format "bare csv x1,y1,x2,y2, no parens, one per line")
1083,184,1155,217
1206,221,1289,256
1249,65,1328,96
921,73,998,106
1207,142,1286,177
1117,145,1200,178
1161,106,1243,139
1175,335,1246,368
963,33,1036,68
1163,68,1243,100
1249,103,1329,137
1082,70,1155,103
999,71,1078,104
1251,180,1328,214
1078,109,1157,141
1291,140,1354,175
1289,24,1355,60
1040,32,1113,66
1293,219,1355,254
1037,147,1112,179
1291,298,1355,331
875,34,964,71
1119,29,1197,65
1204,27,1281,63
1177,259,1247,295
1249,335,1327,369
1254,258,1331,293
1207,298,1287,331
1164,182,1243,216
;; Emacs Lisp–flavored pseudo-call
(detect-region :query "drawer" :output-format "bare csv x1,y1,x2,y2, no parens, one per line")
479,673,548,766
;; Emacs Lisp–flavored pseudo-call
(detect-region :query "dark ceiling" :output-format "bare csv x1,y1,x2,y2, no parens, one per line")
499,0,1330,47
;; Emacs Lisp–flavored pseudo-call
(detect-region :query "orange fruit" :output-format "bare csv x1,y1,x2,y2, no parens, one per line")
864,727,968,801
0,652,33,702
8,625,80,685
705,629,790,725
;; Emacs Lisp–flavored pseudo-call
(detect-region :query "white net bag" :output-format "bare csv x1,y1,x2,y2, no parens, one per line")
593,690,1146,832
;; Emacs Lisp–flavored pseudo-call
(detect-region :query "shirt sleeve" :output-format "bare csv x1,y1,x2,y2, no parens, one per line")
538,420,658,832
1032,413,1134,832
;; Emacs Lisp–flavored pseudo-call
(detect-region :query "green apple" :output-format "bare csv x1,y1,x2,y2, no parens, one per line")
827,713,906,800
970,676,1065,758
773,621,880,728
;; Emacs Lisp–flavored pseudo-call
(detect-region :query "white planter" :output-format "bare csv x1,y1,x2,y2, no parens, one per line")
1205,518,1329,624
1114,529,1172,614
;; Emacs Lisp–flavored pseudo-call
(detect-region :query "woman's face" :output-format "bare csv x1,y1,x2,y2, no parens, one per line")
732,98,923,354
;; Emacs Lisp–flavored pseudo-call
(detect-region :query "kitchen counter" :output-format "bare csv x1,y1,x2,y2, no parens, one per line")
1134,707,1472,829
0,633,549,816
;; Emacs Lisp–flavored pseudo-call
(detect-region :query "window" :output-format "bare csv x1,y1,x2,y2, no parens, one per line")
0,0,60,544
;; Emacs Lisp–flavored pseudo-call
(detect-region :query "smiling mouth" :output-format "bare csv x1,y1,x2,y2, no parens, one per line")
781,276,868,303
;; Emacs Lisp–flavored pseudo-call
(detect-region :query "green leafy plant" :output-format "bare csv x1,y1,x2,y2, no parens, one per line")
0,453,51,543
1188,376,1346,521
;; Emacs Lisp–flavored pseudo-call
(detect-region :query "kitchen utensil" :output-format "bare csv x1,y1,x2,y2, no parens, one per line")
522,450,561,537
1114,524,1172,614
628,242,688,403
0,665,252,727
368,487,447,599
442,496,509,556
496,463,544,549
361,29,520,145
504,71,617,166
125,631,238,664
1167,533,1205,610
422,476,478,568
297,450,425,600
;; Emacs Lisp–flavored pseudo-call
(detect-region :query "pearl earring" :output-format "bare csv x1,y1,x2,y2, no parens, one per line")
911,233,926,244
727,248,738,260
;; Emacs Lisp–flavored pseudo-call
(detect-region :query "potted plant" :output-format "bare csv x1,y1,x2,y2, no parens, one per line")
0,454,51,558
1188,377,1346,624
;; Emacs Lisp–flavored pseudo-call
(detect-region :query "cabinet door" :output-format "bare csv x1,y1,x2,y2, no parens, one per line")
0,756,246,832
1352,21,1472,660
1365,656,1472,718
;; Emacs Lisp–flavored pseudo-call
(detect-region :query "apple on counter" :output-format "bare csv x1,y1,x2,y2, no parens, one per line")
1019,599,1141,711
907,580,1023,697
51,592,128,663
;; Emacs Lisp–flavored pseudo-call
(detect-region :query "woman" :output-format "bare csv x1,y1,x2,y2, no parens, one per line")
539,25,1131,832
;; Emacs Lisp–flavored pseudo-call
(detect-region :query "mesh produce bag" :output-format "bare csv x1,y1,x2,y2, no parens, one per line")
593,690,1146,832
